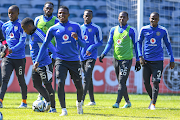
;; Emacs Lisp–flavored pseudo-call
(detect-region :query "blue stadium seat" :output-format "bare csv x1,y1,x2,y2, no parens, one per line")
69,5,81,10
19,13,29,20
2,4,14,8
94,11,107,18
61,1,80,8
83,5,96,11
69,17,84,25
70,10,84,18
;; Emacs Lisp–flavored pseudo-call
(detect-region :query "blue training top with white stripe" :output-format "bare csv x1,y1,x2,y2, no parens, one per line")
36,21,86,62
137,24,174,62
2,19,26,59
29,28,57,67
80,22,103,61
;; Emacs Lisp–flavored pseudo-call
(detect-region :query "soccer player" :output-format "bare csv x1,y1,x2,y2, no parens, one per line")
0,5,27,108
21,17,57,112
99,11,141,108
80,9,103,106
34,1,59,100
137,12,175,110
33,6,86,116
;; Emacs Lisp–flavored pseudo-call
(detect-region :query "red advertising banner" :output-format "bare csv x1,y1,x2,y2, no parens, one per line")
3,56,180,94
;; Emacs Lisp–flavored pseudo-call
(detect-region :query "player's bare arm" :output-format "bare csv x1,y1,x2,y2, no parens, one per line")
71,32,78,40
139,56,146,65
33,62,39,71
86,51,91,56
170,62,175,69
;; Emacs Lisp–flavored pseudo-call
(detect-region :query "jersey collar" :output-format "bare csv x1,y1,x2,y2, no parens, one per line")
29,27,37,35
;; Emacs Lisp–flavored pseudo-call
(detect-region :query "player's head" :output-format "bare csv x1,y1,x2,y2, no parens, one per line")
21,17,35,35
149,12,159,27
118,11,129,26
8,5,19,22
43,1,54,17
58,6,70,23
83,9,93,24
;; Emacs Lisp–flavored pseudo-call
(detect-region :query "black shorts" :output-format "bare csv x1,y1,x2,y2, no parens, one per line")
55,59,82,81
32,64,53,84
143,61,163,83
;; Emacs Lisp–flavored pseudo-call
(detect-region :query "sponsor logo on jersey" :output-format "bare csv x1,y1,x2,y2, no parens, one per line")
163,62,180,91
150,38,156,44
156,31,161,36
14,26,18,31
10,33,14,38
84,35,88,41
88,28,92,32
117,39,122,45
68,27,72,31
63,34,69,41
145,32,150,36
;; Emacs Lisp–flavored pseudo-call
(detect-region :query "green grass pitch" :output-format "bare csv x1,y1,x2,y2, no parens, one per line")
0,93,179,120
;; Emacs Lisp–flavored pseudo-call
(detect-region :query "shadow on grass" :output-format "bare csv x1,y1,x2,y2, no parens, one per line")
82,113,167,119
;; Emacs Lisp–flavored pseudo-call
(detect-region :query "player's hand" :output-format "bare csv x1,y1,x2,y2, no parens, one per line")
135,61,141,71
8,48,12,54
71,32,78,40
33,62,39,71
139,56,146,65
86,51,91,56
170,62,175,69
99,54,105,63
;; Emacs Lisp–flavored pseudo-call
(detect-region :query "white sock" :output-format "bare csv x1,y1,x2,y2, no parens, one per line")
62,108,67,112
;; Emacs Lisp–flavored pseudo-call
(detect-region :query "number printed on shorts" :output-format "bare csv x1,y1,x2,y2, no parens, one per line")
120,67,128,76
157,70,162,80
19,66,22,75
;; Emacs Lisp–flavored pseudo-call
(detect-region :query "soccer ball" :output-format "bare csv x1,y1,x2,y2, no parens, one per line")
32,100,45,112
0,112,3,120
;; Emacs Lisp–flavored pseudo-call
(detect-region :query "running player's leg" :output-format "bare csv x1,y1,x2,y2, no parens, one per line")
32,68,50,102
0,58,14,103
151,61,163,105
143,62,152,99
14,58,27,101
88,78,95,102
56,60,68,109
82,59,95,102
114,59,132,105
43,64,55,109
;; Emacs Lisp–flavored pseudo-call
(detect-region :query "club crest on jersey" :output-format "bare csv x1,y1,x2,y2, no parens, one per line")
10,33,14,38
14,26,18,31
84,35,88,41
150,38,156,44
88,28,92,32
68,27,72,31
117,39,122,45
63,34,69,41
156,31,161,36
43,26,48,31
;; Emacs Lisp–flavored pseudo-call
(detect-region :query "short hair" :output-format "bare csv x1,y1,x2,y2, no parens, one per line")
84,9,93,15
58,5,69,13
150,12,159,17
9,5,19,12
120,11,128,18
21,17,34,26
44,1,54,7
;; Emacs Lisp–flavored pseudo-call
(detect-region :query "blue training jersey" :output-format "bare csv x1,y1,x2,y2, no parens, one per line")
80,22,103,61
36,21,86,62
102,24,139,61
34,15,60,26
29,28,57,67
138,25,174,62
2,19,26,59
